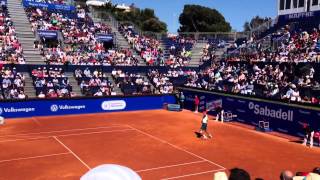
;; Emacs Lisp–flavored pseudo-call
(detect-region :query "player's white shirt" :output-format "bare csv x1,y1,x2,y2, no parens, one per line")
202,115,208,124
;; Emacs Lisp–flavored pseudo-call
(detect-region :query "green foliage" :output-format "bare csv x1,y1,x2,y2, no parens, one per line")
178,4,231,32
243,16,271,32
111,7,167,33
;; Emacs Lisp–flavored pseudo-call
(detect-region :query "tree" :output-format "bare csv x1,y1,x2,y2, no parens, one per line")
111,7,167,33
178,5,231,32
142,18,167,32
243,16,271,32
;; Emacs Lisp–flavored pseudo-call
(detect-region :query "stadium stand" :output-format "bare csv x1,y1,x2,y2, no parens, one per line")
0,4,25,64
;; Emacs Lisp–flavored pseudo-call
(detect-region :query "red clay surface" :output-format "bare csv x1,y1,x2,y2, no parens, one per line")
0,110,319,180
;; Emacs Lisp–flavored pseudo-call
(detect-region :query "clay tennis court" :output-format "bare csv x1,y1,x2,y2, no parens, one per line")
0,110,319,180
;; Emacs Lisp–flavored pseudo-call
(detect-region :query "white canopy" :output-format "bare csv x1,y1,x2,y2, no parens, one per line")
86,0,110,7
80,164,142,180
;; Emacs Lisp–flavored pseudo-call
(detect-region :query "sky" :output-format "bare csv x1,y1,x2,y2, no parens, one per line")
112,0,277,33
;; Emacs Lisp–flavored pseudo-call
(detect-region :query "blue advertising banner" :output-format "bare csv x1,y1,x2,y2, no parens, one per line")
0,95,176,118
22,0,76,11
37,30,58,39
181,88,320,138
96,34,113,42
277,10,320,26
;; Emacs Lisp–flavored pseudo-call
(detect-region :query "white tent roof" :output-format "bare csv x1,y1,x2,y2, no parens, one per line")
81,164,141,180
86,0,110,7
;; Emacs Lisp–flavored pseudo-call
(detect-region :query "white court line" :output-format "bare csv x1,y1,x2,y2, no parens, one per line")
161,168,225,180
53,136,91,170
32,117,41,126
128,125,226,170
58,129,135,138
0,152,70,164
136,160,206,172
0,125,126,138
0,129,135,143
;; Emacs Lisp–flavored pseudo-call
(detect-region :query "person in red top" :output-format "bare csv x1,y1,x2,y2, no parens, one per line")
194,95,200,113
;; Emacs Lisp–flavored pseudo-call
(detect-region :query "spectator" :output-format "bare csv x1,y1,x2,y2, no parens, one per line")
229,168,251,180
280,170,294,180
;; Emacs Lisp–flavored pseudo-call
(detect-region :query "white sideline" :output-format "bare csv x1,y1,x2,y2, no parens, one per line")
128,125,226,170
161,168,226,180
136,160,206,172
32,117,42,126
0,152,70,164
0,125,127,138
0,129,135,143
53,136,91,170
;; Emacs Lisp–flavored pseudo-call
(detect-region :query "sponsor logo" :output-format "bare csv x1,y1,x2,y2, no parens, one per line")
251,121,258,126
50,105,58,112
101,100,126,111
226,98,234,102
277,128,289,133
238,100,246,104
236,109,246,113
298,110,311,115
50,104,86,112
287,11,314,20
248,102,293,121
236,118,245,122
0,107,35,113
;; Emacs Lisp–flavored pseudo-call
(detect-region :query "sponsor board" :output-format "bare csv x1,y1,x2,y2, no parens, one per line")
248,102,293,121
181,89,320,137
101,100,126,111
0,107,36,114
50,104,86,112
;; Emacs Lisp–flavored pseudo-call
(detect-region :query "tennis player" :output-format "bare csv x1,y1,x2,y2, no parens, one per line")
199,110,212,140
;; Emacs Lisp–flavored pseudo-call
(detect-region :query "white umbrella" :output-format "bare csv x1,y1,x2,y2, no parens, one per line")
80,164,142,180
86,0,109,7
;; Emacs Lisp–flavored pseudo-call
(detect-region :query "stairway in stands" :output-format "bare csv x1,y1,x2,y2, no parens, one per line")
65,73,83,97
7,0,44,64
90,16,146,66
107,73,124,95
24,73,37,98
189,41,207,67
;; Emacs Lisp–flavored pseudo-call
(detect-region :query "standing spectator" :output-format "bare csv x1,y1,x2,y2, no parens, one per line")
194,95,199,113
179,92,185,110
302,123,315,148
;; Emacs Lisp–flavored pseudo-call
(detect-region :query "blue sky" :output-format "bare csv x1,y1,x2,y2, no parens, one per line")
112,0,277,33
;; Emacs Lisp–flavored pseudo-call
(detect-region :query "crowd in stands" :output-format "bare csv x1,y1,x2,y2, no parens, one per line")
31,66,72,98
212,167,320,180
0,5,25,64
119,24,164,66
166,36,195,67
75,68,116,96
228,25,320,63
0,67,27,99
112,69,151,95
184,60,319,104
27,7,139,66
119,24,195,67
27,0,67,4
